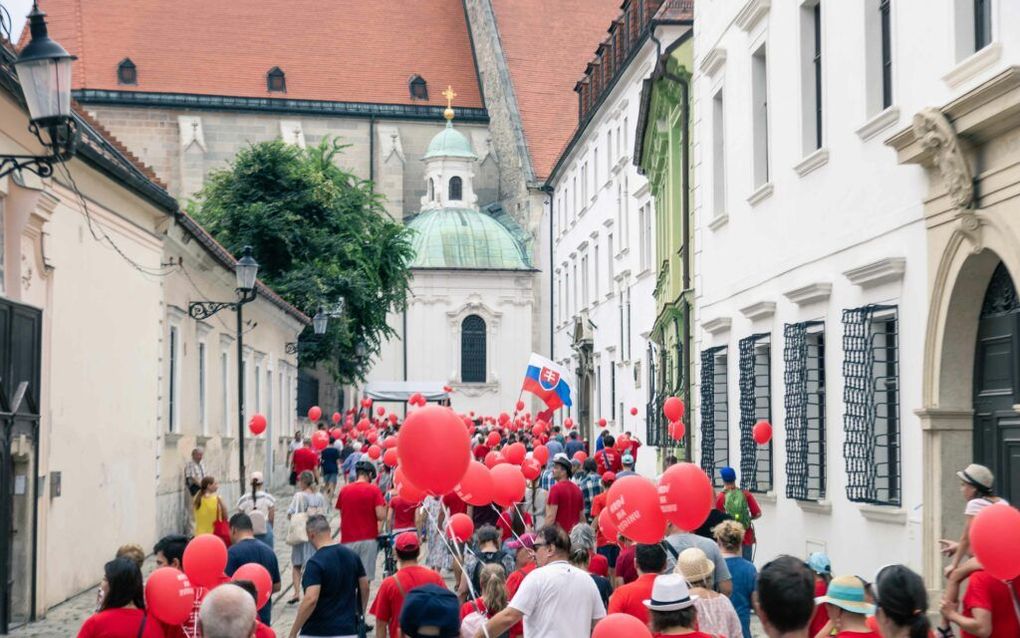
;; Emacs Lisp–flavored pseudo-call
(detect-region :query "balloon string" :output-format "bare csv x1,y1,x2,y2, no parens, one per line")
423,500,491,638
490,502,532,552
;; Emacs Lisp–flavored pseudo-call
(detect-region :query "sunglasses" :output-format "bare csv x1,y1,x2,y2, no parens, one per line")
532,542,549,549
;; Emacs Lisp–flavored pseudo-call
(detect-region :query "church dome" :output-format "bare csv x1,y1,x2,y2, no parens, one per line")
407,207,531,270
424,122,477,159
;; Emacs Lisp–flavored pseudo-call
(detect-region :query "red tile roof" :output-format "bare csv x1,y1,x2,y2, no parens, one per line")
490,0,621,181
37,0,483,109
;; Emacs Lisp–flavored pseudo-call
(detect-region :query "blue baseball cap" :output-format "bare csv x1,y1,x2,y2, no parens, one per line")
400,584,460,638
720,466,737,483
807,552,831,575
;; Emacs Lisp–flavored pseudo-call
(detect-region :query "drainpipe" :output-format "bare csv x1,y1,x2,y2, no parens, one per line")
369,116,376,190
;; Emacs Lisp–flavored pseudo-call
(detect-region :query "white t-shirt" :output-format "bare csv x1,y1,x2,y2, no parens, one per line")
509,560,606,638
964,497,1008,516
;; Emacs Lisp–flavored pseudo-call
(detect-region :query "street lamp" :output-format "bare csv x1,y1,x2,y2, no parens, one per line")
188,246,260,498
1,2,79,178
285,306,329,354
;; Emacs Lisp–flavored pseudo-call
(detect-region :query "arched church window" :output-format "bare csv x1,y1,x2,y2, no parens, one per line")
267,67,286,93
428,178,435,201
461,315,486,383
117,58,137,85
409,75,428,100
449,176,463,201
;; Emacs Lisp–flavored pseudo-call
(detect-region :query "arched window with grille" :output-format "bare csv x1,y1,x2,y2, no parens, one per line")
449,176,463,201
461,315,486,383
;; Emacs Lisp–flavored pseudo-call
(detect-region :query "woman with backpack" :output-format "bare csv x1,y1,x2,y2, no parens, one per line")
237,471,276,548
458,525,516,603
715,467,762,561
285,470,326,605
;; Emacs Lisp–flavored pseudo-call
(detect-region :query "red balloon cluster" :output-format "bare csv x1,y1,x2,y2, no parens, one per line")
408,392,426,407
248,413,267,435
307,405,322,422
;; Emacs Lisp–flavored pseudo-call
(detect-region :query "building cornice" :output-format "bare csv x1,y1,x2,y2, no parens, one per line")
735,0,771,32
843,257,906,288
739,300,776,321
783,282,832,306
701,316,732,335
699,48,727,77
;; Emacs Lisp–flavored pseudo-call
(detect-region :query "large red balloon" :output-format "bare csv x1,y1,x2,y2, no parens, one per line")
383,447,399,467
446,513,475,543
307,406,322,422
598,508,619,542
753,420,773,445
521,457,542,481
490,464,527,508
145,568,194,625
533,445,549,465
366,444,382,460
395,468,426,503
311,430,329,451
503,442,526,465
397,405,471,495
970,503,1020,579
455,461,494,507
593,613,652,638
248,413,267,435
232,563,272,609
182,534,227,589
605,476,667,544
663,397,685,422
658,463,714,532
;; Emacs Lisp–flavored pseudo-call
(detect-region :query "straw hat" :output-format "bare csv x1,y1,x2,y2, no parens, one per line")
643,574,699,612
675,547,715,583
956,464,994,491
815,575,876,615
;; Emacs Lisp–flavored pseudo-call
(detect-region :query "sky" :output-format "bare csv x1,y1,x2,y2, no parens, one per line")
6,0,35,43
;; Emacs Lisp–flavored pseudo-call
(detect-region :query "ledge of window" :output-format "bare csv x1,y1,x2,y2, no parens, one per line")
796,499,833,515
708,212,729,231
856,106,900,142
164,432,184,444
746,182,774,207
221,436,236,445
196,434,213,446
754,491,778,505
943,42,1002,89
859,503,907,525
612,162,624,176
579,205,589,217
793,147,829,178
636,268,654,281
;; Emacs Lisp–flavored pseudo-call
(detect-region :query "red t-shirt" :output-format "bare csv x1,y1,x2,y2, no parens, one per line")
961,570,1020,638
473,444,490,461
809,576,830,638
608,573,657,624
442,491,468,517
497,508,533,541
715,489,762,545
615,545,638,584
590,492,614,547
589,551,609,577
548,479,584,532
835,631,881,638
254,621,275,638
653,633,716,638
292,447,319,475
506,562,536,638
77,608,165,638
460,597,487,620
595,448,622,474
389,495,418,530
336,481,385,542
625,439,642,461
370,565,447,638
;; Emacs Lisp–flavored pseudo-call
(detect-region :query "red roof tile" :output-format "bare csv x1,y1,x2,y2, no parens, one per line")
37,0,483,109
490,0,621,181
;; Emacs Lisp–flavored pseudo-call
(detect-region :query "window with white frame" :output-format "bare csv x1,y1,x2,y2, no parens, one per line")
800,1,823,154
607,130,613,169
572,176,578,219
594,244,600,299
622,176,630,249
752,43,771,187
712,89,726,216
198,341,208,435
581,253,590,308
255,361,261,417
594,147,599,187
220,351,229,435
954,0,993,61
266,368,273,438
168,326,180,433
865,0,893,115
607,233,615,284
581,162,589,204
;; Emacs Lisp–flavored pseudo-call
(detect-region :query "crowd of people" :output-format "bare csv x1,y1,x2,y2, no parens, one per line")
76,410,1018,638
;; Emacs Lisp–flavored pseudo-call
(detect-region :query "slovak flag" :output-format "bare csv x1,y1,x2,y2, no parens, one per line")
521,353,573,415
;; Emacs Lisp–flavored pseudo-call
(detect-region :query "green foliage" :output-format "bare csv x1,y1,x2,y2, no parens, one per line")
190,138,415,383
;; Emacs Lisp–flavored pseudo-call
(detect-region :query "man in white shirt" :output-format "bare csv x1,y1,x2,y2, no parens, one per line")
476,525,606,638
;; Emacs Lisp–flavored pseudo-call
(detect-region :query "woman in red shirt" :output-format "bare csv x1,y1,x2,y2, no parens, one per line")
78,558,164,638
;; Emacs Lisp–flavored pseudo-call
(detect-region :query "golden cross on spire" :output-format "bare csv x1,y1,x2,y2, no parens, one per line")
442,85,457,121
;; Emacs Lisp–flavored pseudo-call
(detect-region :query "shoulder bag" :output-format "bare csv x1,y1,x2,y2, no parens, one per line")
212,497,232,547
286,492,310,546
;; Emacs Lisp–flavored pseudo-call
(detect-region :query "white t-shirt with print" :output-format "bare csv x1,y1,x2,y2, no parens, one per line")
509,560,606,638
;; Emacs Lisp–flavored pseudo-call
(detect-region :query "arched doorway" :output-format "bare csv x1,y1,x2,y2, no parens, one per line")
973,262,1020,503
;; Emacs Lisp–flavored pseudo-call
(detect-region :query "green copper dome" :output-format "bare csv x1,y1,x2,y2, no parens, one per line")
408,208,531,270
424,122,476,159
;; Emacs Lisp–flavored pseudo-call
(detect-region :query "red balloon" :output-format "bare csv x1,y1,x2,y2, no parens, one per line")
486,431,501,447
397,405,471,495
669,421,686,440
598,507,619,542
490,464,527,508
503,442,526,465
630,407,639,416
446,513,475,543
311,430,329,450
357,418,371,432
564,417,574,428
498,412,510,425
515,400,525,412
522,457,542,481
753,420,773,445
658,463,714,532
409,392,425,406
382,436,398,449
455,461,494,507
484,451,506,469
232,563,272,609
376,406,386,416
443,385,453,393
573,451,588,463
329,427,343,440
182,534,227,589
383,447,399,467
605,476,667,544
361,398,373,408
367,431,379,444
593,613,652,638
331,411,342,424
248,413,267,435
395,467,426,503
307,405,322,422
663,397,685,422
145,567,194,625
367,444,382,460
970,503,1020,579
598,417,607,427
533,445,549,465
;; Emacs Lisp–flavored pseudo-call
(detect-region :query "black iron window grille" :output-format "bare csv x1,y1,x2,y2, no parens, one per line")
739,333,773,493
267,67,286,93
700,346,729,486
843,305,900,505
784,322,826,501
461,315,486,383
117,58,137,85
879,0,892,108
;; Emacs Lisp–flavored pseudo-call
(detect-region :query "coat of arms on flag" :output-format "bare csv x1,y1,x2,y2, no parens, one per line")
521,353,573,415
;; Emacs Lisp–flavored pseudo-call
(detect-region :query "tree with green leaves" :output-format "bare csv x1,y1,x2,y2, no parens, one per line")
190,138,415,384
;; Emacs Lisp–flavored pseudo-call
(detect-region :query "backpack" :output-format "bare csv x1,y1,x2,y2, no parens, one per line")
724,488,753,528
471,550,510,595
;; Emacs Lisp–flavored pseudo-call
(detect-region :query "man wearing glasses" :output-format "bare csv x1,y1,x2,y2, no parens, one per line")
476,525,606,638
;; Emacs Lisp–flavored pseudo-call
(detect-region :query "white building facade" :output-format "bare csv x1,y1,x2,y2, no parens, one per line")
692,0,1020,587
550,9,690,475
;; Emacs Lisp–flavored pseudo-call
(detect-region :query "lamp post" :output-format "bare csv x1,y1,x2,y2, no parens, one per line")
189,246,259,498
285,307,329,354
1,2,79,178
